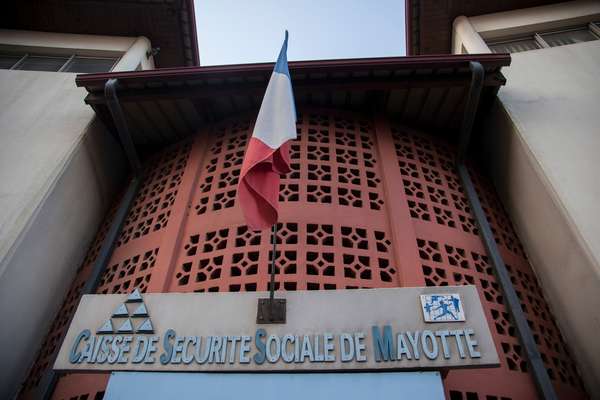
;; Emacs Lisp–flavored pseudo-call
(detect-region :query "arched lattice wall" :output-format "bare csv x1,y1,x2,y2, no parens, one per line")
21,109,586,400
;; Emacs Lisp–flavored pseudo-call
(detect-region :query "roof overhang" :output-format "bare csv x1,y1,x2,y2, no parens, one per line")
0,0,199,67
76,54,511,153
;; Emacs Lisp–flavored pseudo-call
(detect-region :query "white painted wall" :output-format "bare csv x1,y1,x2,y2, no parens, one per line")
0,29,154,399
489,41,600,396
0,69,127,399
453,2,600,395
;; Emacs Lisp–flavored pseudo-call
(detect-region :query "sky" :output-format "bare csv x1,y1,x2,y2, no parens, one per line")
194,0,406,66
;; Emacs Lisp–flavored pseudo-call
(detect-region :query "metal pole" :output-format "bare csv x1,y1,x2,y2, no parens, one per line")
257,223,285,324
456,61,557,400
457,62,484,164
457,165,557,400
269,223,278,304
105,78,143,176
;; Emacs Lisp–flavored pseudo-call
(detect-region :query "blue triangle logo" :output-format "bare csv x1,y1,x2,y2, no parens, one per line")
97,319,114,334
131,303,148,317
116,318,134,333
125,288,143,303
136,318,154,334
112,303,129,317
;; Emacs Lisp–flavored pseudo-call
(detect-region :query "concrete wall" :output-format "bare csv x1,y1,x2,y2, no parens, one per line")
453,3,600,396
0,69,127,399
0,28,156,398
0,29,157,398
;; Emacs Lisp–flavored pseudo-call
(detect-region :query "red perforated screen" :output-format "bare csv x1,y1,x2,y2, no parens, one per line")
20,109,586,400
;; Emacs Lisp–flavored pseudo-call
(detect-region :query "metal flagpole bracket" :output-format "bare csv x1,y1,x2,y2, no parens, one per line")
256,298,286,324
257,223,287,324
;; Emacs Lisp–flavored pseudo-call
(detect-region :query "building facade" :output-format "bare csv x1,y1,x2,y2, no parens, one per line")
28,110,586,399
2,1,598,399
408,0,600,396
11,53,588,399
0,1,198,398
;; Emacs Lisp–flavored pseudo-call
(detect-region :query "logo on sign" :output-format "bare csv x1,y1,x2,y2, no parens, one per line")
420,293,465,322
97,288,154,335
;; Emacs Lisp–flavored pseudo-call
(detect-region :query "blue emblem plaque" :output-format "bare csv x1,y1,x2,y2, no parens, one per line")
420,293,465,322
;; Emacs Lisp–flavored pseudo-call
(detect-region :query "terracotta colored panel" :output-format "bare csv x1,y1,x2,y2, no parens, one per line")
19,110,586,400
50,373,109,400
389,124,586,399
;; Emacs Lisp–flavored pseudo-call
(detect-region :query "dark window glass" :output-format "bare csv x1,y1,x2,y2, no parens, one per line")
0,54,23,69
15,55,69,71
63,57,117,73
541,28,598,47
489,38,540,54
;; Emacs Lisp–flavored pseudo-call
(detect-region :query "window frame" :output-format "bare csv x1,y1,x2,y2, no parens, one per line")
0,52,120,73
61,55,120,73
487,36,542,54
487,22,600,54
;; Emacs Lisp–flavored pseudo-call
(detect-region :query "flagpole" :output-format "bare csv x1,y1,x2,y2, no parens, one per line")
256,222,285,324
269,223,278,306
244,29,291,324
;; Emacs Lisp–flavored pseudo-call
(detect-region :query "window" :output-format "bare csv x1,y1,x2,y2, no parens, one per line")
540,27,598,47
16,55,71,72
0,53,119,73
488,22,600,54
489,38,541,54
62,57,119,73
0,54,22,69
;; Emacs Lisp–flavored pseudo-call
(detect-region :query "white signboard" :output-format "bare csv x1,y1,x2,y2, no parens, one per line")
54,286,499,372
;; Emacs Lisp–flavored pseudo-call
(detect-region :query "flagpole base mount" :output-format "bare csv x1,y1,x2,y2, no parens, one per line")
256,298,286,324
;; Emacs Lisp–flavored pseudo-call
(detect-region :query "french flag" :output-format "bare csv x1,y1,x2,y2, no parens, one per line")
238,31,297,231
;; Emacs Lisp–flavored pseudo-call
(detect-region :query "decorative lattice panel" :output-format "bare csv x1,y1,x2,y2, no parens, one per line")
171,222,397,293
394,129,477,235
391,125,586,399
50,373,108,400
21,110,586,400
284,112,386,210
172,110,397,295
96,248,158,294
117,141,191,247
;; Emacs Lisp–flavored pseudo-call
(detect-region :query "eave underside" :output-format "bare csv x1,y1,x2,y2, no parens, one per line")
76,55,510,153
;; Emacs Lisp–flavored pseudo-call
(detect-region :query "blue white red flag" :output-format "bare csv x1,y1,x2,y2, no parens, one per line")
238,31,296,231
